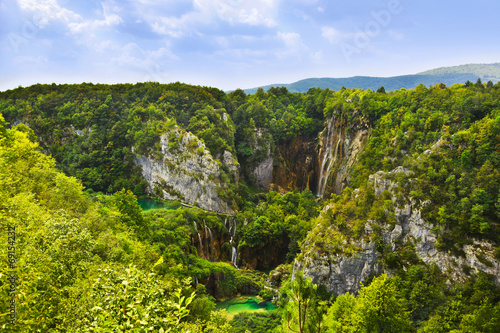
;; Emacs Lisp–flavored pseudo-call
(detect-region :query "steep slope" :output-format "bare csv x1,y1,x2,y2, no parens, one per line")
294,83,500,296
136,126,234,214
295,167,500,295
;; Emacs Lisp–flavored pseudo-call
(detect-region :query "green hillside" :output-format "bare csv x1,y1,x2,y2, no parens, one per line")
418,63,500,77
1,80,500,332
243,63,500,94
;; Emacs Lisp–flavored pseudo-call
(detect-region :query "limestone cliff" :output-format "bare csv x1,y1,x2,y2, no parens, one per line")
250,128,274,190
257,112,370,195
295,166,500,295
135,126,234,214
315,112,370,197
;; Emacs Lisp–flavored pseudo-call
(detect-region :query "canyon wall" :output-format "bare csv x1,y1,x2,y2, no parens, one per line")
135,126,235,214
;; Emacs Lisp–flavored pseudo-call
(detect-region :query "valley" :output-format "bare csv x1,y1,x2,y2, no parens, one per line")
1,79,499,332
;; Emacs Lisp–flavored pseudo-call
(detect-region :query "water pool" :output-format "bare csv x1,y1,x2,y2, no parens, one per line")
137,199,180,211
216,296,277,319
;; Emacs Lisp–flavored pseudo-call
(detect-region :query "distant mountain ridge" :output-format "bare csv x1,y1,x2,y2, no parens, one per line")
242,63,500,94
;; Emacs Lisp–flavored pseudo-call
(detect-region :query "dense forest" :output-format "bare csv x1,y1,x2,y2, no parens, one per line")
243,63,500,94
1,79,500,332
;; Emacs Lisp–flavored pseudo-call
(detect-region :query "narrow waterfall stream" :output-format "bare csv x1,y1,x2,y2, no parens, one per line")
227,217,238,268
316,115,343,197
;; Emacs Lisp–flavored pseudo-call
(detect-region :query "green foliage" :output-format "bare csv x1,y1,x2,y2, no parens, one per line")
244,63,500,93
237,189,320,268
113,188,149,237
284,271,324,333
230,311,282,333
325,274,412,333
0,116,197,332
72,265,195,332
2,78,500,333
0,82,225,195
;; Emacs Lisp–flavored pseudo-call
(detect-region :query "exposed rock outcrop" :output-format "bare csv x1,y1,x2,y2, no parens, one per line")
294,240,382,296
251,128,274,190
257,113,369,195
316,113,370,197
135,126,233,214
272,137,318,192
253,156,274,190
295,167,500,295
221,150,240,181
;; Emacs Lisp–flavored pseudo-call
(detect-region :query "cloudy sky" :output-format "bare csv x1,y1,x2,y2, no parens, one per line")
1,0,499,91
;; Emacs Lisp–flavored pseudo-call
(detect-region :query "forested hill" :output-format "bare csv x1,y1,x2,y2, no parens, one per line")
1,80,500,332
243,62,500,94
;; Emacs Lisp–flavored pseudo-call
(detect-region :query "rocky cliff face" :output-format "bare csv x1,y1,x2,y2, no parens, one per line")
315,112,370,197
135,126,234,214
295,166,500,295
253,156,274,190
193,219,232,263
272,137,318,193
256,112,369,195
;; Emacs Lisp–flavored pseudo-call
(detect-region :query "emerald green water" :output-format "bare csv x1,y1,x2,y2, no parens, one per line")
137,199,179,211
216,296,277,316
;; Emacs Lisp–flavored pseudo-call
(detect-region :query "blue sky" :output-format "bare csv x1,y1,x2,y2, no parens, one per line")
1,0,499,91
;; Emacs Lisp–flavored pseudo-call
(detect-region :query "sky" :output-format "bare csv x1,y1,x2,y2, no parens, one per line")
1,0,499,91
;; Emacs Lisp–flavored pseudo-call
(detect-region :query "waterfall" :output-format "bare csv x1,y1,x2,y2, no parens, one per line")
227,218,238,268
317,116,343,197
231,246,238,268
193,221,205,258
197,232,203,257
208,227,214,259
195,275,199,287
203,220,210,258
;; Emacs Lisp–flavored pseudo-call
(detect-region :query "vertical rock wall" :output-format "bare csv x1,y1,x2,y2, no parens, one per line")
135,126,234,214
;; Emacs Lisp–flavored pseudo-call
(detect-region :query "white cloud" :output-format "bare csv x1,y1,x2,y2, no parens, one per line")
112,42,177,69
68,12,122,34
150,0,279,38
278,31,302,48
17,0,82,28
202,0,279,27
276,31,312,60
17,0,123,36
216,36,229,48
151,16,192,38
321,26,352,45
68,3,123,34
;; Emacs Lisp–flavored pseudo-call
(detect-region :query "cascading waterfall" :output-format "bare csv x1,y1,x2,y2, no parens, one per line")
226,218,238,268
197,232,203,257
194,221,204,257
208,227,214,259
203,220,210,258
317,115,343,197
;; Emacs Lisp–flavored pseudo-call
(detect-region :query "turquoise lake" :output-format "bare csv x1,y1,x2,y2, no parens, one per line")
137,199,179,211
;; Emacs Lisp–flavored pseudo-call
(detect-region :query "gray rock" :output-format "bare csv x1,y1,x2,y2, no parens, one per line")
295,241,381,295
222,150,239,176
135,126,233,214
296,166,500,295
253,156,274,189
